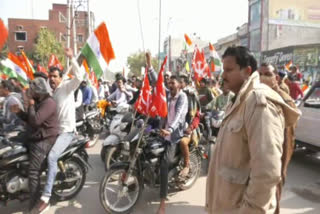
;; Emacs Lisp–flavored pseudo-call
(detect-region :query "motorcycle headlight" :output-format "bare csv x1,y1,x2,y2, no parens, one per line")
122,141,130,151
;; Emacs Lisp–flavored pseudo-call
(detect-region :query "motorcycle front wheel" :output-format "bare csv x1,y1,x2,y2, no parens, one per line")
100,165,142,214
51,157,86,201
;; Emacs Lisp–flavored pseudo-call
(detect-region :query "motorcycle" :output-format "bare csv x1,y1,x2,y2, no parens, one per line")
100,104,133,165
0,132,91,203
76,103,102,148
202,109,225,169
99,129,205,214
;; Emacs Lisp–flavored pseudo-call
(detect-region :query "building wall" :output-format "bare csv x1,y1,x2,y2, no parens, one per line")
8,3,92,54
267,24,320,50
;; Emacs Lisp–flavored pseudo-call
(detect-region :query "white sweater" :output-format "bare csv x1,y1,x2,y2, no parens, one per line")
53,58,83,133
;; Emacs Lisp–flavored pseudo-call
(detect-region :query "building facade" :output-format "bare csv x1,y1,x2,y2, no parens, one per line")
8,3,95,55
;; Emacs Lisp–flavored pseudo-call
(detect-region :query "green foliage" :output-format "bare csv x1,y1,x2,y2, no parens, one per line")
127,51,159,77
33,28,65,67
0,43,8,60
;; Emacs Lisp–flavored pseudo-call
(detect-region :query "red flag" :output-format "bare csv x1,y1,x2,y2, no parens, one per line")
37,64,48,75
134,68,152,115
192,46,210,81
149,56,168,118
20,51,35,80
90,71,99,89
0,19,8,50
184,34,192,46
48,54,64,71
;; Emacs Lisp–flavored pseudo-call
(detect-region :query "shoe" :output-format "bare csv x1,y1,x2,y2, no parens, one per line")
38,200,50,214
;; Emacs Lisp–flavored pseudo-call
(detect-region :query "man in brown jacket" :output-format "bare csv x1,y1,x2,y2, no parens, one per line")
205,46,300,214
259,63,299,213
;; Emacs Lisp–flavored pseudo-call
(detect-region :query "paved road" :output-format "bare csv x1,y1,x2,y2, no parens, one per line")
1,141,320,214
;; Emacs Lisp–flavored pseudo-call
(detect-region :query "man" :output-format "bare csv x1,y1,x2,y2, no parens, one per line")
107,76,133,106
278,68,290,95
210,79,222,97
287,74,304,100
110,73,123,94
11,77,58,213
35,48,83,213
290,65,302,82
80,81,93,106
0,80,24,131
205,46,300,214
158,75,188,214
97,79,105,100
258,63,300,214
179,75,201,177
215,82,234,111
198,78,214,109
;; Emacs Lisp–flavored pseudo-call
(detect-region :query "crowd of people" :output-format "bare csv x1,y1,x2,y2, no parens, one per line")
0,45,309,214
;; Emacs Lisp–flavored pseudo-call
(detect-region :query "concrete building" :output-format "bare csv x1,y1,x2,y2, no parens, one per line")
8,3,95,55
248,0,320,65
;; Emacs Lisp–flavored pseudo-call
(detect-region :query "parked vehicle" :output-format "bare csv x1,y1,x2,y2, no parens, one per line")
295,81,320,151
76,104,102,148
0,133,90,203
99,129,205,214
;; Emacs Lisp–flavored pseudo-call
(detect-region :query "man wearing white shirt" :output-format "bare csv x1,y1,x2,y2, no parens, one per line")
107,76,133,106
98,79,105,100
34,48,84,214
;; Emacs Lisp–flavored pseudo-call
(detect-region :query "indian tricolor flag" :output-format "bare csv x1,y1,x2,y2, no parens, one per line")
0,53,29,85
209,43,222,72
81,22,115,79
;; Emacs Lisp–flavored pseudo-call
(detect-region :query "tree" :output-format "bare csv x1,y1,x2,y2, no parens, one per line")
33,28,65,67
127,51,159,77
0,43,8,59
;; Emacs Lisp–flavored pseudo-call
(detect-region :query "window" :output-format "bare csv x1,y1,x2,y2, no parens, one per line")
77,34,83,43
15,32,27,41
60,33,67,42
249,1,261,30
59,12,67,23
249,29,261,52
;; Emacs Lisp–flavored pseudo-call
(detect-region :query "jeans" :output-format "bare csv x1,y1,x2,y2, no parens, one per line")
28,138,54,210
42,132,74,199
160,142,179,199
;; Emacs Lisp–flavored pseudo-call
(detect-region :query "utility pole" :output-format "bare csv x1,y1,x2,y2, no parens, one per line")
158,0,161,70
87,0,91,35
66,0,71,70
72,0,77,55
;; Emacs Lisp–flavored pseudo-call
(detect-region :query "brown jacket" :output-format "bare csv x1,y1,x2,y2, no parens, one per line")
275,88,298,214
205,72,300,214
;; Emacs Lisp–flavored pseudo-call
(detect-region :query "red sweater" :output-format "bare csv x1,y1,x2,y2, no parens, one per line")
289,82,304,100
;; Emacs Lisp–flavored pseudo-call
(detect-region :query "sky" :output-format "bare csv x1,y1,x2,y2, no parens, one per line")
0,0,248,72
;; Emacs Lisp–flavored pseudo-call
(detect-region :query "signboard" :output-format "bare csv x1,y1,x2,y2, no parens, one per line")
262,47,294,66
293,47,319,67
269,0,320,25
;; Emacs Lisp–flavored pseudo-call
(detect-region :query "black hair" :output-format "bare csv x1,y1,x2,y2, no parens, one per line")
8,77,18,82
0,80,15,92
170,75,179,81
49,66,63,78
179,75,189,85
222,46,257,73
34,72,48,80
200,78,208,84
260,62,278,75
